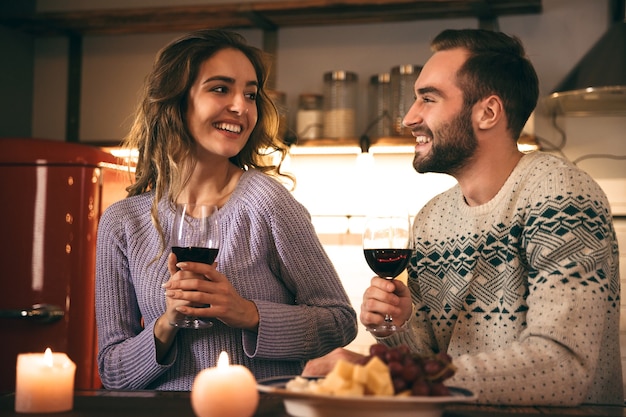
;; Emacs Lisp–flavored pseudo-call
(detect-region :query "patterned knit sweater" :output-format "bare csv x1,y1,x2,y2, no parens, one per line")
386,151,622,405
95,169,357,390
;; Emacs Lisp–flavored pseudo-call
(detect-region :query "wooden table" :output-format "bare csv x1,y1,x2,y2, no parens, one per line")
1,390,625,417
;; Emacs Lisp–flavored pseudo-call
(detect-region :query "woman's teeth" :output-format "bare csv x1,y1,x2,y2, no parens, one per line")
214,122,242,133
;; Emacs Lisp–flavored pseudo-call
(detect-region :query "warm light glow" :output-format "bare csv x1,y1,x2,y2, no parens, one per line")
15,349,77,413
289,145,362,155
101,147,138,173
369,145,415,154
289,144,416,155
43,348,53,367
355,151,375,170
217,351,229,369
32,165,47,292
108,147,139,160
517,133,541,153
191,350,258,417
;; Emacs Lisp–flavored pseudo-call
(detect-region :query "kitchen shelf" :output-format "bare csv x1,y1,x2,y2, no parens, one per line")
295,136,413,147
0,0,542,147
1,0,542,36
290,136,416,154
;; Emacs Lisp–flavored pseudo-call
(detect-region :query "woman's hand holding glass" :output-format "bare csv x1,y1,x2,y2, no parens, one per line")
166,203,219,329
164,259,260,331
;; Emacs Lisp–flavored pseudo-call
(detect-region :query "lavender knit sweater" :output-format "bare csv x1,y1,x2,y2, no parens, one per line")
95,169,357,390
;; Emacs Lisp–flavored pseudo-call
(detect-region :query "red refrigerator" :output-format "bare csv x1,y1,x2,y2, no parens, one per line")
0,138,129,393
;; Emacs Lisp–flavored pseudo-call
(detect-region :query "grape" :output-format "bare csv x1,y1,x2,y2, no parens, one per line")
411,380,431,396
385,349,401,363
435,351,452,363
388,361,404,377
392,376,407,393
430,382,451,396
369,343,388,360
423,359,442,375
401,364,420,381
396,344,411,357
363,344,457,397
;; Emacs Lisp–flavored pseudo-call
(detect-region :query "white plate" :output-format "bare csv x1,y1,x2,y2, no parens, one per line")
257,376,477,417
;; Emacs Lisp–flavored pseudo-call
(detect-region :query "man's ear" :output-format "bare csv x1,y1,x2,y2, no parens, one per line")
475,95,503,130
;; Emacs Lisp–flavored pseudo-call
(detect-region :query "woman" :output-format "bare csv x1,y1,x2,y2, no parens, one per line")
95,29,357,390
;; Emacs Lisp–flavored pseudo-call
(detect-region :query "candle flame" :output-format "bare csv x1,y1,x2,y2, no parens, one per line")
43,348,53,367
217,351,229,369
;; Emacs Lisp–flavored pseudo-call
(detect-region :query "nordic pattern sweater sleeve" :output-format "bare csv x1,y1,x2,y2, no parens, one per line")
95,169,357,390
384,152,621,406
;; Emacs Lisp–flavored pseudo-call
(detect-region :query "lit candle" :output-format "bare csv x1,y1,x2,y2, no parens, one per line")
191,351,259,417
15,348,76,413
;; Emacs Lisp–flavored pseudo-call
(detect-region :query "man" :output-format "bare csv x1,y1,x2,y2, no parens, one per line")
305,29,622,406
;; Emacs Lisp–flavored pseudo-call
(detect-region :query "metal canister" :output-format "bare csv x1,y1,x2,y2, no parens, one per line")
323,70,358,139
390,64,422,136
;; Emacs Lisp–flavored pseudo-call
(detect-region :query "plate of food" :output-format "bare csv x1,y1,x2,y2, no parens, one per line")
257,376,476,417
257,344,476,417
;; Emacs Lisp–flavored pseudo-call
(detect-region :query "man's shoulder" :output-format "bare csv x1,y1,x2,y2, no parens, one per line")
517,152,603,193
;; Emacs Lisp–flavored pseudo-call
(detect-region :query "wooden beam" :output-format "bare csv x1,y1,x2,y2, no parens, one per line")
65,34,81,143
0,0,542,36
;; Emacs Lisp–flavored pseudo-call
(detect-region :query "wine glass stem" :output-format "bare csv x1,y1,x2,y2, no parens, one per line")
384,314,393,323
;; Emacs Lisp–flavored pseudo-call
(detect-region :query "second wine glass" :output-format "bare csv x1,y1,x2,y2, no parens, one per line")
170,203,220,329
363,214,412,335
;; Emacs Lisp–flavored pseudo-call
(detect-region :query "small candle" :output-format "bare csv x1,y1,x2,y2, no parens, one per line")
15,348,76,413
191,351,259,417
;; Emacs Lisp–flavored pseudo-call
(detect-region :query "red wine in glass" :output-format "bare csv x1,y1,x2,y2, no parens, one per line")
364,249,412,278
172,247,218,264
170,203,220,329
362,214,412,335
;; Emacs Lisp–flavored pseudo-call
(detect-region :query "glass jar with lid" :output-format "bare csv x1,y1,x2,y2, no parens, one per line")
368,73,391,139
323,70,358,139
390,64,422,136
267,90,288,142
296,93,323,141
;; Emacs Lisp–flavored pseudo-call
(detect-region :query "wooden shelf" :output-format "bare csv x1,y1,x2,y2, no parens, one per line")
1,0,542,36
295,136,413,147
289,136,416,154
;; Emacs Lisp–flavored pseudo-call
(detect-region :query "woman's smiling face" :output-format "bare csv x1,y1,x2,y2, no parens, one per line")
185,47,259,160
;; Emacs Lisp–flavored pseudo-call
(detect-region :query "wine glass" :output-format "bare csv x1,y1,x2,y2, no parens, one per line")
362,214,412,335
170,203,220,329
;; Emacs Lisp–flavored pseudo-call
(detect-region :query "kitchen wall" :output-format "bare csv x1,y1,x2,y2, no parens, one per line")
285,151,458,353
3,0,626,394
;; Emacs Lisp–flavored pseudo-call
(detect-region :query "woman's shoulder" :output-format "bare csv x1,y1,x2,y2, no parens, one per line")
238,169,295,202
230,169,307,219
241,169,291,188
103,192,154,217
100,193,155,233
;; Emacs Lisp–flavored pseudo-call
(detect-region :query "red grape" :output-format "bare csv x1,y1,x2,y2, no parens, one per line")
363,344,457,397
388,361,404,376
369,344,388,359
430,382,451,396
392,376,407,392
401,364,420,381
411,380,431,396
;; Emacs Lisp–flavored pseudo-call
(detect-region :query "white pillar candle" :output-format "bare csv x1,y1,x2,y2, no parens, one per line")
15,348,76,413
191,351,259,417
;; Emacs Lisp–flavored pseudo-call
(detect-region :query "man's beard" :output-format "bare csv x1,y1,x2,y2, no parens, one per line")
412,106,478,176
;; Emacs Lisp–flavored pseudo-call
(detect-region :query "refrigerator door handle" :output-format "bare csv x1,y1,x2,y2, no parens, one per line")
0,303,65,323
